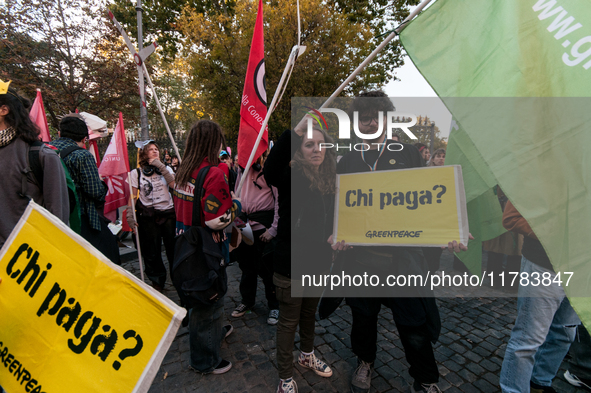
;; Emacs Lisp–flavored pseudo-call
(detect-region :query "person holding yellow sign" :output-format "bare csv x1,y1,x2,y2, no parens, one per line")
333,91,468,393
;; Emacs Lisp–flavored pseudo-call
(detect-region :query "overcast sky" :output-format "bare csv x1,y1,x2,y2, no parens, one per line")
384,59,454,139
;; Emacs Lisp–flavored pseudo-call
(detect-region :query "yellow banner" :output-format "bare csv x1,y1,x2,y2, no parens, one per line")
0,202,185,393
334,165,468,246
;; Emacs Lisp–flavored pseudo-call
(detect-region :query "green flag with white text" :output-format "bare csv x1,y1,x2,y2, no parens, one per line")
400,0,591,326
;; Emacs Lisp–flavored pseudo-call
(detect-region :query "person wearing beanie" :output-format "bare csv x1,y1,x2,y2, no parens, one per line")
50,113,120,264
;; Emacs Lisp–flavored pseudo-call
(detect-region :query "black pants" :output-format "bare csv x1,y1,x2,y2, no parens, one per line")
348,297,439,384
137,214,176,287
235,228,278,309
80,214,120,265
423,247,443,272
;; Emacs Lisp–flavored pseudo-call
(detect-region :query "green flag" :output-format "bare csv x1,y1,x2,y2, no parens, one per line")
400,0,591,327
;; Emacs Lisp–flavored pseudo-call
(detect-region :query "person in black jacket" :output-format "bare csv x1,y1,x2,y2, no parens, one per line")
336,91,467,393
264,123,336,393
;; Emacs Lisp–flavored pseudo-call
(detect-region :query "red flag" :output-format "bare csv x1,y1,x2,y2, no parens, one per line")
99,112,130,220
238,0,268,168
29,89,51,142
88,140,101,167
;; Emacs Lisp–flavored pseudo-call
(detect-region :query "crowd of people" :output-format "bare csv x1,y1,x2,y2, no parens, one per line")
1,83,589,393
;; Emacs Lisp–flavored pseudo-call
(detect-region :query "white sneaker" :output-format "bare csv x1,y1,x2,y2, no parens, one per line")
277,377,298,393
564,370,591,391
267,309,279,325
298,352,332,377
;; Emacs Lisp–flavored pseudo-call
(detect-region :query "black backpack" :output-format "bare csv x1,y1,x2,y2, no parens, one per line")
171,166,228,308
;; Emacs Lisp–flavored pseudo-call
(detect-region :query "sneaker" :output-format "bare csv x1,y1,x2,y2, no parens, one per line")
223,324,233,338
298,352,333,377
211,359,232,375
231,303,251,317
530,381,556,393
350,359,372,393
564,371,591,391
277,377,298,393
411,382,442,393
267,309,280,325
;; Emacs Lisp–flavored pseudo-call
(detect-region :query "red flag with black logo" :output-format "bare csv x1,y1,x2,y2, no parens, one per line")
238,0,268,168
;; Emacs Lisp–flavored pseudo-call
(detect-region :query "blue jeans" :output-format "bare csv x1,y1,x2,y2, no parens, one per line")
500,257,580,392
189,299,225,373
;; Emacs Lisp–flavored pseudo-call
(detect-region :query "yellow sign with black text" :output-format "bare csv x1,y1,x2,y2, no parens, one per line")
0,202,185,393
334,165,469,246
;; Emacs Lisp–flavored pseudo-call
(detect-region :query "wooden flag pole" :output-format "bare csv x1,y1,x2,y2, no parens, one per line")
127,175,145,282
142,63,182,162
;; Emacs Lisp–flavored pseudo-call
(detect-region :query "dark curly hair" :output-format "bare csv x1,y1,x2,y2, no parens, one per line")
0,87,40,144
347,90,395,118
138,141,160,168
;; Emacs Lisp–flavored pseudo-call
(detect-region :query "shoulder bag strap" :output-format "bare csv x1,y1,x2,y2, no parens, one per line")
191,166,213,228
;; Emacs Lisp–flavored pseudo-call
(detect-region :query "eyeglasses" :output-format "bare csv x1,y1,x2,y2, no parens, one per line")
359,115,380,126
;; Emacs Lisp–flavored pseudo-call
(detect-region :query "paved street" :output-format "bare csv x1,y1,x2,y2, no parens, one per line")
119,247,586,393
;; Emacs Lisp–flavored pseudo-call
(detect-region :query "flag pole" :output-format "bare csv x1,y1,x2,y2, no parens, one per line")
127,178,145,282
141,63,182,162
316,0,433,116
235,45,301,197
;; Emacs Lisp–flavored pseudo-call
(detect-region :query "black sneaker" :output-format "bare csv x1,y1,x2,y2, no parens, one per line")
530,381,556,393
212,359,232,375
231,303,251,317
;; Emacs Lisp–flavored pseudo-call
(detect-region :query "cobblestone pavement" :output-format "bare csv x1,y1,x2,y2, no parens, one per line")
119,248,586,393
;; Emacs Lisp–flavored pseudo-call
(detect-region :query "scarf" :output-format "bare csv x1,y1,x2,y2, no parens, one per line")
0,127,17,147
142,165,162,176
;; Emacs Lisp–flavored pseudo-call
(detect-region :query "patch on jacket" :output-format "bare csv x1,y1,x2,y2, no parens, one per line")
204,194,221,214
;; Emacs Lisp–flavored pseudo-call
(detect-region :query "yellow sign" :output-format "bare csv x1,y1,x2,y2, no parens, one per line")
334,165,469,246
0,202,186,393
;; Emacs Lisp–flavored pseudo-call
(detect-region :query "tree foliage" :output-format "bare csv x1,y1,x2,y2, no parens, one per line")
179,0,416,147
108,0,237,61
1,0,140,129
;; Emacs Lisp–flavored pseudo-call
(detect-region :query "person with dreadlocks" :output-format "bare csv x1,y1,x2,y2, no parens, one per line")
0,80,69,246
173,119,242,375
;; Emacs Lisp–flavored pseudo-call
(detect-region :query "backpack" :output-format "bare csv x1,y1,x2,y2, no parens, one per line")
26,141,82,233
171,166,228,308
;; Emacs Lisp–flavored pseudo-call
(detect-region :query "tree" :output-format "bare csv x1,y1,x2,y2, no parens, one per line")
108,0,237,61
331,0,420,82
179,0,416,147
1,0,140,130
398,115,448,151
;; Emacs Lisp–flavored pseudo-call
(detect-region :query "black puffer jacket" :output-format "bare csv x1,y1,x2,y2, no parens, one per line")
264,129,334,278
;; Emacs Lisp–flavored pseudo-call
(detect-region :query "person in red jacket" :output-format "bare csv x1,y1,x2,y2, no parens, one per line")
173,120,239,375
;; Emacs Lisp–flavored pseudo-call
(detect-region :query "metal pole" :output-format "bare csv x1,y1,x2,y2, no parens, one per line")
127,176,145,282
318,0,434,115
142,62,182,162
430,122,435,153
136,0,149,140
